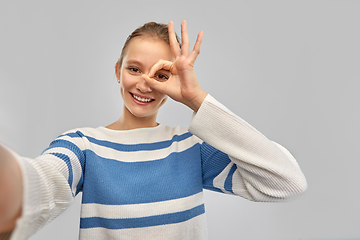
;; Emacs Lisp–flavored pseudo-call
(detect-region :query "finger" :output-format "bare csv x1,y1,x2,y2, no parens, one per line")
148,60,173,78
189,31,204,62
168,21,181,58
180,20,190,55
142,74,167,93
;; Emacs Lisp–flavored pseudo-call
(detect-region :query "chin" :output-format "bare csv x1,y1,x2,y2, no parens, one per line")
126,105,159,119
131,111,156,119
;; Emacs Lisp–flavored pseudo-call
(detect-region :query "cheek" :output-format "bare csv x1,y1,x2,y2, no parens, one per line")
119,82,131,102
158,94,168,106
119,74,132,95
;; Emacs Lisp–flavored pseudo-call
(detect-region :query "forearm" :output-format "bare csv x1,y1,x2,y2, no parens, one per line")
190,95,307,201
0,144,23,233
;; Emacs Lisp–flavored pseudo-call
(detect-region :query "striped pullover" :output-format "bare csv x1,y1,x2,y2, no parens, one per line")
9,95,307,240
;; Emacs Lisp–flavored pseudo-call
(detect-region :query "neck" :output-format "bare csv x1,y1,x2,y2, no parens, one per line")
107,108,159,131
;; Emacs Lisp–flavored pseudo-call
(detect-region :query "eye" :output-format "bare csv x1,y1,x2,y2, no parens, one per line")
155,73,169,82
128,67,141,75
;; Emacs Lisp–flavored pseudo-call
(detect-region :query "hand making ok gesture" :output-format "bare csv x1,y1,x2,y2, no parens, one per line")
142,20,207,112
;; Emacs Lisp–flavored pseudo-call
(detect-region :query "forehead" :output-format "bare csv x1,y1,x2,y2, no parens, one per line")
123,37,173,65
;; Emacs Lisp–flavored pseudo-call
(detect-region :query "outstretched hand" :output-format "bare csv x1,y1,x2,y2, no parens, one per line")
142,20,207,112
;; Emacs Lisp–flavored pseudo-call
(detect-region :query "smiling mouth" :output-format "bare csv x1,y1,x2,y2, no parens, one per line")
130,93,155,103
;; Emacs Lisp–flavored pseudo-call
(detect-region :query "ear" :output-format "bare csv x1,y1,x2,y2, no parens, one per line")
115,61,121,82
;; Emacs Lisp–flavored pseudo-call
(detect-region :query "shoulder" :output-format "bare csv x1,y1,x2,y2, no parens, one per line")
47,127,102,149
162,125,203,145
56,127,100,139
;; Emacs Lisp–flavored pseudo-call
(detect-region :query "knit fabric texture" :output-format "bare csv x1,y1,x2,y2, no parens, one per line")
10,95,307,240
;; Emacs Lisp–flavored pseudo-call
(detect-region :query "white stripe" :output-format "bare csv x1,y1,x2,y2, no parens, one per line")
36,154,69,181
212,161,234,194
231,168,254,200
75,125,189,145
79,214,207,240
81,192,203,219
86,136,198,163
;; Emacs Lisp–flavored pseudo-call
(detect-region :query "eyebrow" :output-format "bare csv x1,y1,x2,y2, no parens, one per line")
124,59,144,67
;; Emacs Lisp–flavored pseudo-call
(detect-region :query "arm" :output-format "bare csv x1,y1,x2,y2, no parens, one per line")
143,21,306,200
0,130,86,240
0,144,23,233
190,95,307,201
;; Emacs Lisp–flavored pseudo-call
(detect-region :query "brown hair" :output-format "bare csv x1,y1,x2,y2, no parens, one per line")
117,22,181,69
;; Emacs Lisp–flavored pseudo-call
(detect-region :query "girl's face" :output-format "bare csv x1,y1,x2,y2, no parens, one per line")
116,37,173,121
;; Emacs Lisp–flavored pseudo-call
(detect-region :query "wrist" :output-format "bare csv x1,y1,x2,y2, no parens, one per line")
187,90,207,112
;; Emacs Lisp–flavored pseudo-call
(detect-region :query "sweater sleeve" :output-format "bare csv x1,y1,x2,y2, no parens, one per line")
188,95,307,202
9,130,86,240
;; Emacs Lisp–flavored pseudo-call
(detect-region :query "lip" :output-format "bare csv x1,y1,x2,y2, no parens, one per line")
130,92,155,105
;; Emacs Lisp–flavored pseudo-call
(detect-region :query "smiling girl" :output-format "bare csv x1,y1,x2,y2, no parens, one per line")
0,21,307,240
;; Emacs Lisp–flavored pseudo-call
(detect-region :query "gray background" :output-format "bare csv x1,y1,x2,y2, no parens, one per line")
1,0,359,239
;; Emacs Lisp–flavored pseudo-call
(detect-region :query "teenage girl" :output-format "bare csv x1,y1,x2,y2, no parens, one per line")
0,20,307,240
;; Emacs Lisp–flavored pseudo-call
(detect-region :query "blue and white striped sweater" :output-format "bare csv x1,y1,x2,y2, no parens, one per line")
39,124,235,238
12,95,307,240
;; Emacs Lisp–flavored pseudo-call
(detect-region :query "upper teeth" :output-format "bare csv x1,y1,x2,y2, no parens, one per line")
133,94,152,102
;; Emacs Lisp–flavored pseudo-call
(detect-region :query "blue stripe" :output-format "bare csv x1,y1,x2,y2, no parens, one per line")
59,132,81,138
224,164,237,194
201,142,232,192
58,131,85,139
43,138,86,195
81,144,203,205
76,173,84,195
44,139,86,169
49,152,73,195
85,132,193,152
80,204,205,229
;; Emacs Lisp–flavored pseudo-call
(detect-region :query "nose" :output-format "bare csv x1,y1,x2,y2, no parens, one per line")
136,76,152,93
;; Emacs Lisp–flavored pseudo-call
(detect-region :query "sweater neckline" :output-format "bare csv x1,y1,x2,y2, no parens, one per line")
97,124,164,134
95,124,168,144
